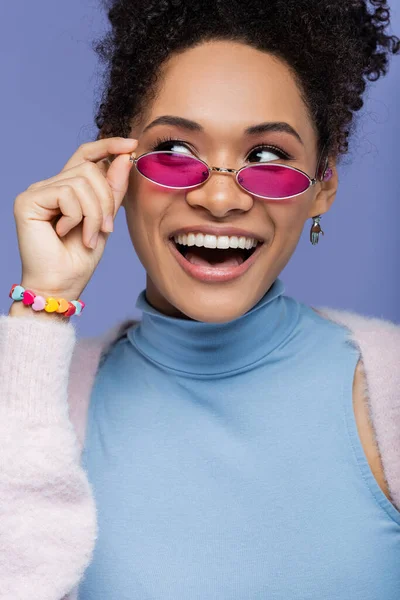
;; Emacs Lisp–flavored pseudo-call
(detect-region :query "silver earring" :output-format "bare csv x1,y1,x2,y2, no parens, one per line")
310,215,325,246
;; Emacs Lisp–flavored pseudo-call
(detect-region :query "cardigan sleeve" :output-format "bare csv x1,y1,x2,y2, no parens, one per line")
0,314,97,600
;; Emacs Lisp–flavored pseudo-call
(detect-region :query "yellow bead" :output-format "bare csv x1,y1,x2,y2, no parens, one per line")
45,297,59,313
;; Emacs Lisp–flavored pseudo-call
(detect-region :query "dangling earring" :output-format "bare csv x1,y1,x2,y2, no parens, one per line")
310,159,332,245
310,215,324,246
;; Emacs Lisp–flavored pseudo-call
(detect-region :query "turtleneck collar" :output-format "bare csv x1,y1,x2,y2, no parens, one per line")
127,278,299,377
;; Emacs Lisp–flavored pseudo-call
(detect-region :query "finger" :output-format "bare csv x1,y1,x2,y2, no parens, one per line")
54,187,83,237
105,152,136,213
62,137,138,172
21,183,83,237
32,162,116,233
50,181,104,249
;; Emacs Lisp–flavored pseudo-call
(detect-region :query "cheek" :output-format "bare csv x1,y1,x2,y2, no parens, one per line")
266,196,310,235
125,175,177,249
128,174,160,222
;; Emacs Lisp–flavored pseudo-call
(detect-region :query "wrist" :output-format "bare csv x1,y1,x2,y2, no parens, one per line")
20,280,85,302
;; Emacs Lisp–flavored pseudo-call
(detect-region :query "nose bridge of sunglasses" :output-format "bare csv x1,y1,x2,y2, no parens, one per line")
208,167,240,186
210,166,237,173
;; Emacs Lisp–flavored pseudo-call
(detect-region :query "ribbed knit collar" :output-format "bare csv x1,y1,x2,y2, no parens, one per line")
127,278,299,377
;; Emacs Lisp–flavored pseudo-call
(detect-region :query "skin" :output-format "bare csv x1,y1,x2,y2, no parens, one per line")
120,40,390,502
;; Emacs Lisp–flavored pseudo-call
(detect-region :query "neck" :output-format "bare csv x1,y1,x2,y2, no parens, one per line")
127,277,300,377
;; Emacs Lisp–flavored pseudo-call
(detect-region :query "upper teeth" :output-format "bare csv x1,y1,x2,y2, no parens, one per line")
173,233,259,250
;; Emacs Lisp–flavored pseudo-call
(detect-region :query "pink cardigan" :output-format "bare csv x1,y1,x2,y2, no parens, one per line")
0,306,399,600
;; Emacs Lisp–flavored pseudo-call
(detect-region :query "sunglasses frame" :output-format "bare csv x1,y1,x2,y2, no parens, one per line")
132,145,329,201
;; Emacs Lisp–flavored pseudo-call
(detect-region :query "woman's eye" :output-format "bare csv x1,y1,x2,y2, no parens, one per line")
151,139,291,163
153,140,193,155
247,146,290,163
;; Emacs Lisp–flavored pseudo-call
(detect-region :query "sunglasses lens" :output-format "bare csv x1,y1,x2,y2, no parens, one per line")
238,164,310,199
136,152,209,188
136,153,311,199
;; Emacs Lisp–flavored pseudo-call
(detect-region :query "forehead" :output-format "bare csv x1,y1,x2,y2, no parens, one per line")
145,40,314,144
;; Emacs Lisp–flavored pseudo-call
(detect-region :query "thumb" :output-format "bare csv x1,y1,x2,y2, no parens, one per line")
106,153,135,214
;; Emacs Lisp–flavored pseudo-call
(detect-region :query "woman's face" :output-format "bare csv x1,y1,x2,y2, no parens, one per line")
124,40,338,322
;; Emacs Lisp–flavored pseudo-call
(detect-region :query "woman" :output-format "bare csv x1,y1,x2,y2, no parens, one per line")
1,0,400,598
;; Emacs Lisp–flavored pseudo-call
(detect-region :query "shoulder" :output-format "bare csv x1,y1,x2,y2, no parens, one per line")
315,305,400,507
67,318,138,449
312,304,400,387
312,304,400,411
312,305,400,338
312,305,400,364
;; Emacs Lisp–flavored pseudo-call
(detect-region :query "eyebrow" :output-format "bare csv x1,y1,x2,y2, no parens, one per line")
142,115,304,146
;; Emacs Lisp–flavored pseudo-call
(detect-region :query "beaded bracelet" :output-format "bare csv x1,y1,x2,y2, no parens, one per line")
9,284,85,317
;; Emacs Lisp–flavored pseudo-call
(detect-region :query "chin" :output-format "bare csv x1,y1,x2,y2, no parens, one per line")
146,253,274,323
165,289,261,324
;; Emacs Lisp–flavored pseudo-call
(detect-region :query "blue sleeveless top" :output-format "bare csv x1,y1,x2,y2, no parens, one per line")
79,278,400,599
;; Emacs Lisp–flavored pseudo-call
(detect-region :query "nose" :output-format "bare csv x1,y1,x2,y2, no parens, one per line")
185,167,254,218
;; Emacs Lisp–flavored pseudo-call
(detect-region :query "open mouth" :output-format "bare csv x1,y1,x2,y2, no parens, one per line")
170,238,261,267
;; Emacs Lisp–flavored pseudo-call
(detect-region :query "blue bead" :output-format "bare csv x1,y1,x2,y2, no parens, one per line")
11,285,25,301
71,300,82,315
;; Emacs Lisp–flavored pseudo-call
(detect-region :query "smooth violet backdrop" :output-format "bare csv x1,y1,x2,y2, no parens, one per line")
1,1,399,337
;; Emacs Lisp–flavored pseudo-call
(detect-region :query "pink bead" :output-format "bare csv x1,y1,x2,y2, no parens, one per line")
77,299,86,312
22,290,36,306
32,296,46,311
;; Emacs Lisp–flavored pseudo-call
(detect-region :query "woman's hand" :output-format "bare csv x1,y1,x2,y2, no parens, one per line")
12,137,138,303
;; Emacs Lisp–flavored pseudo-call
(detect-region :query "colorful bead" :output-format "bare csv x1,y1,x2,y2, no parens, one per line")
32,295,46,311
22,290,36,306
9,283,85,317
56,298,70,313
9,284,19,299
71,300,82,316
11,285,25,301
64,302,77,317
44,297,59,313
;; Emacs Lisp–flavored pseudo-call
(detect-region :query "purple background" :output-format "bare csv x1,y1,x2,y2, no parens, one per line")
2,1,399,337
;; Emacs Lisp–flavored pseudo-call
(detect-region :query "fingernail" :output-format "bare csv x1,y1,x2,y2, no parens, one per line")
89,232,99,249
104,215,114,233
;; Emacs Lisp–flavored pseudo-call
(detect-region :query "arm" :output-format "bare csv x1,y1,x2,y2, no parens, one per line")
0,313,97,600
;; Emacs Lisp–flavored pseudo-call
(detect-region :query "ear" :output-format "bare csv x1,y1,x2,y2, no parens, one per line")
307,157,338,219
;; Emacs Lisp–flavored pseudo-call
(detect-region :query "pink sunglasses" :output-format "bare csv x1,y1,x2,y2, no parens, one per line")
130,147,333,200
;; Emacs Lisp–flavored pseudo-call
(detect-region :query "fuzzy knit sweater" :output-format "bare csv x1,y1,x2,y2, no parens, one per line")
0,301,399,600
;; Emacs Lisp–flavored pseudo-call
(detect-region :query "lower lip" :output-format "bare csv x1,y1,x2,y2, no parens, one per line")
168,239,265,283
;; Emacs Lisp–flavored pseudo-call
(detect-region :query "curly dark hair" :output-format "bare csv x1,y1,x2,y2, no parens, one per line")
92,0,399,162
